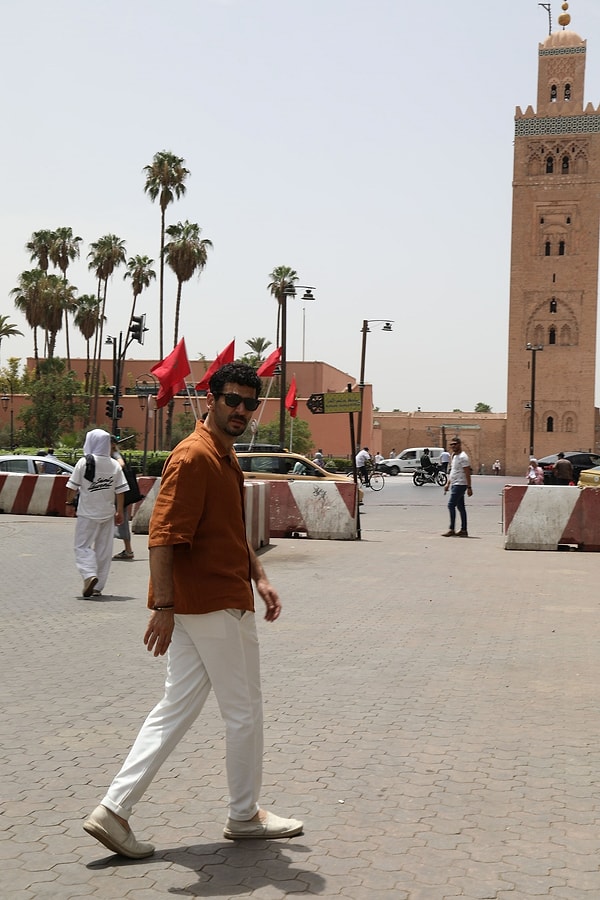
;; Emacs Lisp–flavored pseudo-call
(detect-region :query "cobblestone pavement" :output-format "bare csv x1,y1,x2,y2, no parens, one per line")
1,477,600,898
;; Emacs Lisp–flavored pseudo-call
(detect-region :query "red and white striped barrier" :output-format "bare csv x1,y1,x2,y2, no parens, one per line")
132,478,271,551
0,473,157,520
269,480,358,540
504,484,600,551
243,481,271,549
0,473,74,517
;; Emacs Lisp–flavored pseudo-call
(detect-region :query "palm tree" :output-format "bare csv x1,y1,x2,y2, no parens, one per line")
0,315,24,368
143,151,189,364
26,229,56,272
87,234,127,417
243,337,272,368
268,266,298,346
163,221,212,446
268,266,298,448
49,227,82,368
11,269,46,377
164,221,212,347
124,254,156,331
74,294,102,394
38,275,77,359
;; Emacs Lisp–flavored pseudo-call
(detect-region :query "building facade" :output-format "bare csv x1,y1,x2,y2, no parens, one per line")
506,8,600,474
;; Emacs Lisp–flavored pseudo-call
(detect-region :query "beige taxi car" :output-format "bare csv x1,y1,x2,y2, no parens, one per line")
236,450,362,498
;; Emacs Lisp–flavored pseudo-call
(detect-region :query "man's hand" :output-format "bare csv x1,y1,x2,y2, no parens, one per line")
144,610,175,656
255,577,281,622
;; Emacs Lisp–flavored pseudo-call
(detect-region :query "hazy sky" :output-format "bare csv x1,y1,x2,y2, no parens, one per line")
2,0,600,413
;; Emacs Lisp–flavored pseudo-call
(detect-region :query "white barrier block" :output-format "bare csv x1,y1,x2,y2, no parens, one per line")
505,485,580,550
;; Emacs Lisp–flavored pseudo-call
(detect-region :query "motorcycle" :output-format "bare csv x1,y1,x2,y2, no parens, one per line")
412,463,448,487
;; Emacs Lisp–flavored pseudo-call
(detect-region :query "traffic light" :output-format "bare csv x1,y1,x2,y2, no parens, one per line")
116,405,124,419
105,400,114,418
129,314,147,345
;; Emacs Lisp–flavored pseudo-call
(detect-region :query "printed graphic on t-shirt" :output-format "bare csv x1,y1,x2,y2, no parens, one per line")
89,476,118,493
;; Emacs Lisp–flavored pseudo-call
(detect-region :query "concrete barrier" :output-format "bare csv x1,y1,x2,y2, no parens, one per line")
504,484,600,551
0,473,156,521
243,480,271,549
269,480,358,540
132,478,271,551
0,473,75,517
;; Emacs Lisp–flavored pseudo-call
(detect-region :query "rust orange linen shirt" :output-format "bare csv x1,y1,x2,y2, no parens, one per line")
147,423,254,615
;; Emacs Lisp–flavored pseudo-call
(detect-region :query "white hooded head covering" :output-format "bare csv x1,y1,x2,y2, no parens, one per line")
83,429,111,458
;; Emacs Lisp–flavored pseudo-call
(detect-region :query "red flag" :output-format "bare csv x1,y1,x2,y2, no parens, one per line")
256,346,281,378
285,376,298,418
194,340,235,391
151,338,191,409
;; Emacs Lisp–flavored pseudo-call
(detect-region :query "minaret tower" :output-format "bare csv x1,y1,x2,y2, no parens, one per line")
505,2,600,473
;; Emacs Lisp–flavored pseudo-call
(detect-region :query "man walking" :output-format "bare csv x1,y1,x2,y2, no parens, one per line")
442,436,473,537
83,363,303,859
66,429,128,598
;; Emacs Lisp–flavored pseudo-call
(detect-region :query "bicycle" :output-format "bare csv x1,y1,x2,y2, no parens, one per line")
349,462,385,491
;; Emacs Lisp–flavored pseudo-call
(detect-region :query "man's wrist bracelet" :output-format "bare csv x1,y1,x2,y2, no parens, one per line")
153,605,175,611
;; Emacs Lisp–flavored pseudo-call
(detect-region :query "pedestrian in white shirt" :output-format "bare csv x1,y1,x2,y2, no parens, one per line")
66,429,128,598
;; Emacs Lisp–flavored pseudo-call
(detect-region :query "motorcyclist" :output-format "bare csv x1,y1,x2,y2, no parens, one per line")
420,448,434,474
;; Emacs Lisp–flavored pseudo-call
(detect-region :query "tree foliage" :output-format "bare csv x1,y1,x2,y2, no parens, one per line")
18,358,87,446
474,402,492,413
249,415,312,456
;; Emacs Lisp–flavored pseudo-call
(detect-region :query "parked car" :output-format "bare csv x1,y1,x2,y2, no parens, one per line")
577,465,600,488
236,451,362,499
378,447,445,476
233,443,281,452
536,451,600,485
0,455,74,475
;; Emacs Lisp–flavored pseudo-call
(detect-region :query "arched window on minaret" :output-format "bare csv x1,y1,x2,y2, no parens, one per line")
545,241,551,256
546,156,554,173
549,326,556,345
547,416,554,432
550,299,557,313
560,324,571,345
559,240,565,256
565,84,571,101
551,84,557,101
562,155,570,174
534,324,544,345
565,416,574,433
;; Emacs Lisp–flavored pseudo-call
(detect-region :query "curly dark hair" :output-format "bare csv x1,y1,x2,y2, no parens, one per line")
209,362,262,397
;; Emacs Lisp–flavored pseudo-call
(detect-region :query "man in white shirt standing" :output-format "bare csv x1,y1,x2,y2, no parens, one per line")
442,436,472,537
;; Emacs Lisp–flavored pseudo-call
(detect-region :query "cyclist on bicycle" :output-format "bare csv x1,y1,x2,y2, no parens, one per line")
355,446,371,485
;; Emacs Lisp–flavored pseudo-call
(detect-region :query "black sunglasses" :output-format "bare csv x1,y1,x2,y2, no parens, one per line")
215,392,261,412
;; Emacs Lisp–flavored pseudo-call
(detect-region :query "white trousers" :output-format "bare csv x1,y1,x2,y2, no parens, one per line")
102,610,263,822
74,515,114,591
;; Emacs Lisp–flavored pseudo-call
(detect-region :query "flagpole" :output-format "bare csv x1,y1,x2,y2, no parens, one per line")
183,382,199,420
249,375,275,449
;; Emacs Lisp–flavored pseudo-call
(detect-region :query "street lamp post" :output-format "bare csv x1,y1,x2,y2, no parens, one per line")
357,320,393,449
526,343,543,458
136,374,158,474
279,284,316,450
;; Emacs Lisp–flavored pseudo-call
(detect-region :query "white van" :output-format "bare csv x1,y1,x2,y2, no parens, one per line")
379,447,445,476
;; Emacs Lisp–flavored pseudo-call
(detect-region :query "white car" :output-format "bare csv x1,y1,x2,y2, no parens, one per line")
0,455,74,475
377,447,445,476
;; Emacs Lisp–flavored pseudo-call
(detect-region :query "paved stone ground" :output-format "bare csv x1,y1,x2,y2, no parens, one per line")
1,477,600,898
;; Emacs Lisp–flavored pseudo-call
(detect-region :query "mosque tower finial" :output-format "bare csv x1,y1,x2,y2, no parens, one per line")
558,2,571,29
